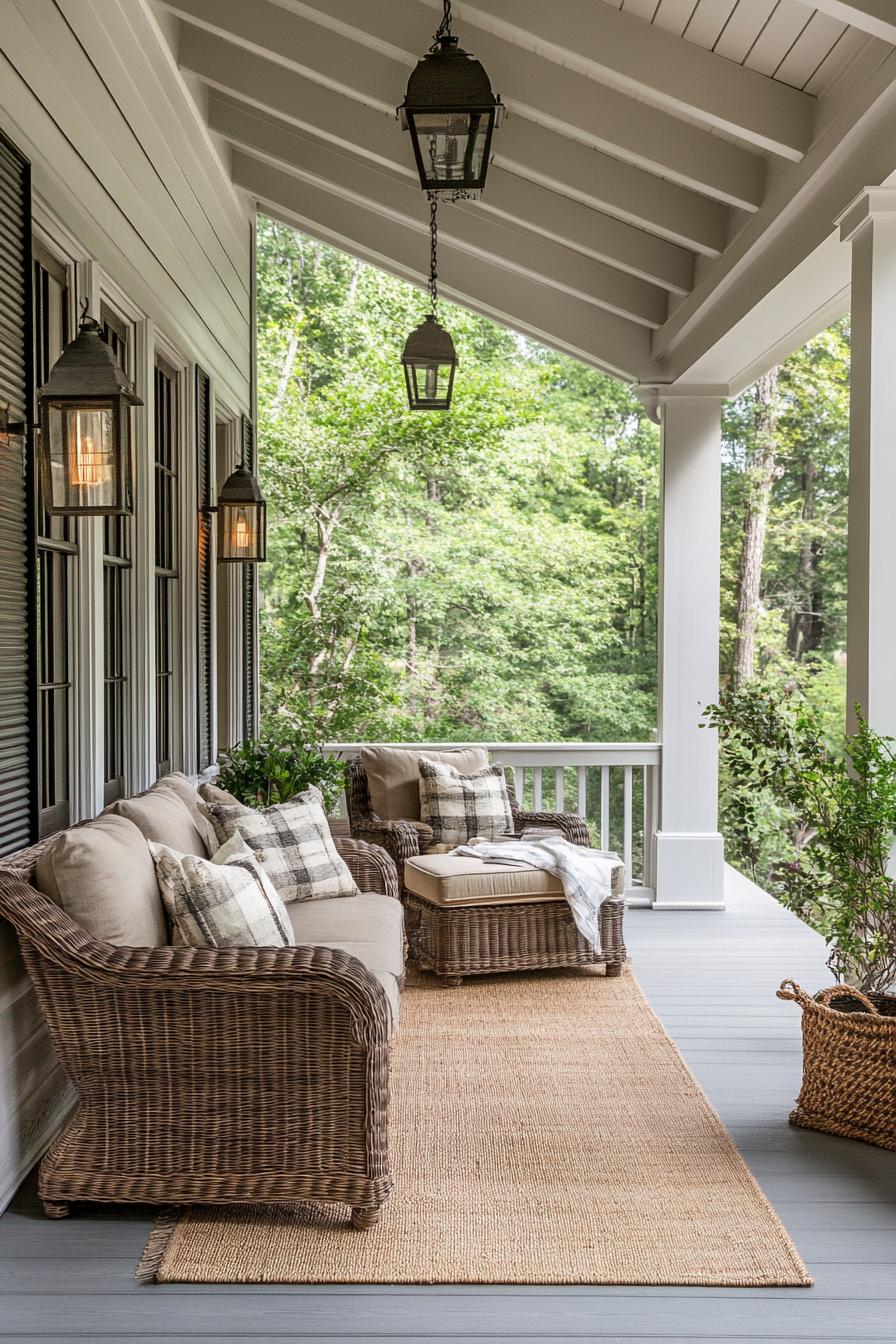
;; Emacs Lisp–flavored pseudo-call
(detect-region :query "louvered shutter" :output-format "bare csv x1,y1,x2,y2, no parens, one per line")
0,133,35,854
240,414,257,741
196,367,214,769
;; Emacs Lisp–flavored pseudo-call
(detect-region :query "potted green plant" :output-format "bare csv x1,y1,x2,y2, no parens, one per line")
216,728,347,813
704,682,896,1150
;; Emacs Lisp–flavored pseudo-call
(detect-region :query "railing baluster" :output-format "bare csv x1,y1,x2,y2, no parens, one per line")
600,765,610,850
533,766,542,812
514,765,525,804
623,765,633,881
577,766,587,818
554,766,564,812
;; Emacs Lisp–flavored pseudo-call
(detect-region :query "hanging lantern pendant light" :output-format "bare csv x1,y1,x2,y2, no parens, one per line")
402,196,457,412
399,0,504,198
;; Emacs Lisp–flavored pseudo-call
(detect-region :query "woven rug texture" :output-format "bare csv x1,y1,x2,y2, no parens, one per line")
138,967,811,1286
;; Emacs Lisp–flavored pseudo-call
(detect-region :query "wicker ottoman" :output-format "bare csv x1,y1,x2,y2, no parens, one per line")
403,851,626,985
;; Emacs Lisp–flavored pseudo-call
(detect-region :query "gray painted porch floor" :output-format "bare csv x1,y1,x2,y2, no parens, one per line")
1,865,894,1341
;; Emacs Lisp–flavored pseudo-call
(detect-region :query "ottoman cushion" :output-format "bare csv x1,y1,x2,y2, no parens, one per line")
404,852,566,908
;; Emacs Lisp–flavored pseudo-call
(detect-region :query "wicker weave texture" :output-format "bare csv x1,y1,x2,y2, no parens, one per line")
778,980,896,1151
0,835,399,1225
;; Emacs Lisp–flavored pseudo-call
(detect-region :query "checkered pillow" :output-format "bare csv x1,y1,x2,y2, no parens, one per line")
149,833,292,949
418,760,514,846
200,787,359,904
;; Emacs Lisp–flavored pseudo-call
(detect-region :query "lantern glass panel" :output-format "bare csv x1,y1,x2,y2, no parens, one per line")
40,399,130,515
218,499,266,563
404,358,456,410
406,109,491,191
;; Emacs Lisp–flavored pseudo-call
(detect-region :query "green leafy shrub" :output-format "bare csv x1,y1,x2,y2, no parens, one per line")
704,682,896,993
216,733,346,813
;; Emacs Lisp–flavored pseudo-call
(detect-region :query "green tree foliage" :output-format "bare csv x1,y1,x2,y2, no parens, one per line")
256,217,854,924
256,216,659,745
706,684,896,993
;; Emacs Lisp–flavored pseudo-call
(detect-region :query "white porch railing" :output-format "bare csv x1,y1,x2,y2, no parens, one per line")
323,742,661,905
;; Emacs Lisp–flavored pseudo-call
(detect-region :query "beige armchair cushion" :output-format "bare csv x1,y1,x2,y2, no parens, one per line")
361,745,489,821
108,775,209,857
35,814,168,947
404,852,565,908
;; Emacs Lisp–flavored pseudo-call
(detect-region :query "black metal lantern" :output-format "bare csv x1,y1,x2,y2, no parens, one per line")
217,463,267,563
402,198,457,411
37,310,142,516
399,0,503,197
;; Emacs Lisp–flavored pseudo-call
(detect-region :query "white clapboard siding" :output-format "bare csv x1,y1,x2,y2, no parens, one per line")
0,0,253,1212
0,0,252,411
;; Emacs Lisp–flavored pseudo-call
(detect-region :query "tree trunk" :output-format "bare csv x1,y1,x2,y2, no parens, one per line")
732,368,781,686
787,455,824,659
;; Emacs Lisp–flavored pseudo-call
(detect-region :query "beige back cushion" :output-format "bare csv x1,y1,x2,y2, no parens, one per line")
35,814,167,947
108,775,210,857
361,745,489,821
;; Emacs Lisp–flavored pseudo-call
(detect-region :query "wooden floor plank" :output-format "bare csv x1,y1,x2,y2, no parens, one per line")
1,865,892,1339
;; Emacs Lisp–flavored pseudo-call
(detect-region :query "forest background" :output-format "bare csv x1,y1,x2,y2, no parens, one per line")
255,214,850,870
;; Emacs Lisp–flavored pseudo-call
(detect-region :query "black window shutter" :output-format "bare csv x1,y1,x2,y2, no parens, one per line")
240,414,257,741
0,132,36,854
195,367,213,770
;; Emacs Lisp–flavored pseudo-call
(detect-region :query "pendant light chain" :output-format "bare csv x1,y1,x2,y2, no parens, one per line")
433,0,452,47
428,193,439,314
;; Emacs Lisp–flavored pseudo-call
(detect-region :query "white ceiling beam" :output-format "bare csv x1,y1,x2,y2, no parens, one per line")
178,28,697,293
804,1,896,44
655,48,896,383
163,0,765,209
211,99,670,328
231,150,657,381
444,0,815,160
176,23,724,257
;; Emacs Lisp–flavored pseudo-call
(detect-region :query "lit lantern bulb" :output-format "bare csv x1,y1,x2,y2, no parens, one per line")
233,510,251,552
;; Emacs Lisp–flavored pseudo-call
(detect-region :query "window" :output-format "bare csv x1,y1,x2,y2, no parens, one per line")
240,414,257,741
101,306,132,804
154,356,179,776
33,241,76,837
196,367,214,770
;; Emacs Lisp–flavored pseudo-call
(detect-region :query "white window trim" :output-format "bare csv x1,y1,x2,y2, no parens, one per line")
31,201,95,823
154,329,193,777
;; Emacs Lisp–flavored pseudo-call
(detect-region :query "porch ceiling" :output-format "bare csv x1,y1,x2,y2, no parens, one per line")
154,0,896,388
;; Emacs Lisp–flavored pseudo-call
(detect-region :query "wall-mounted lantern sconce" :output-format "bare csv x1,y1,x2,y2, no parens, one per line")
0,400,26,442
398,0,504,197
216,463,267,563
37,310,142,516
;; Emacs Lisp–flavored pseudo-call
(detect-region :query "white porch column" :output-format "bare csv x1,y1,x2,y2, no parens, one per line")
838,188,896,738
654,392,725,909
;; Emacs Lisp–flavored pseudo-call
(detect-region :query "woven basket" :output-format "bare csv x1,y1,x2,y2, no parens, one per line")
777,979,896,1151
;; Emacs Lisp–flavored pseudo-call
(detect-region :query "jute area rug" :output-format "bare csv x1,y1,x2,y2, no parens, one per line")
138,968,810,1286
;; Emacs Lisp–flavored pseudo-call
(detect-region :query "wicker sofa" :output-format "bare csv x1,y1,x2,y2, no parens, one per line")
0,782,402,1228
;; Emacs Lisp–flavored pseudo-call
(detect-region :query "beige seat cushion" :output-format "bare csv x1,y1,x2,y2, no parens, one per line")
35,814,168,947
404,852,567,908
288,892,405,1031
361,745,489,821
108,775,209,857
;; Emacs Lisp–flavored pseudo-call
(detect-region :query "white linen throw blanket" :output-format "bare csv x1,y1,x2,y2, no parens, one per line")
451,838,621,951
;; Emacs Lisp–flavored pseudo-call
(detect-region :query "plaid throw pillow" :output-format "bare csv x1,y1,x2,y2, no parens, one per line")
200,787,359,904
149,833,292,949
418,760,514,846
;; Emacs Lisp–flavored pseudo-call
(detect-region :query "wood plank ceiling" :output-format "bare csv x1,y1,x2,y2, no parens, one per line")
156,0,896,385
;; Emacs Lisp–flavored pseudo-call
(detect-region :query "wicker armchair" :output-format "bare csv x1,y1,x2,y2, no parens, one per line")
346,756,590,892
0,836,397,1228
